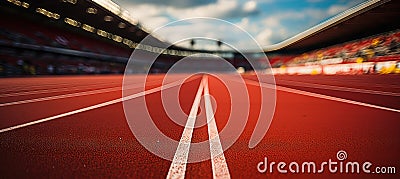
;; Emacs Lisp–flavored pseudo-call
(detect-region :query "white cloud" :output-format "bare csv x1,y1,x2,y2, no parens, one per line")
151,19,265,51
117,0,217,9
235,17,261,35
262,16,279,27
327,4,348,15
123,4,160,19
165,0,258,20
166,0,237,19
256,28,273,45
120,0,260,31
253,1,363,46
253,11,307,45
236,17,249,28
243,1,257,12
121,4,169,30
114,0,365,50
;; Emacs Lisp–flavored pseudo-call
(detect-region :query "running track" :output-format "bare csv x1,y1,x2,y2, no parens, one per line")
0,74,399,178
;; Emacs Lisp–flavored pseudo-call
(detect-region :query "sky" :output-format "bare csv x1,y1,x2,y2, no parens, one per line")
113,0,367,51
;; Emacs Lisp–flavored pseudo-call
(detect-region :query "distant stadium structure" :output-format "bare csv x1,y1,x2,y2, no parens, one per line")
0,0,399,76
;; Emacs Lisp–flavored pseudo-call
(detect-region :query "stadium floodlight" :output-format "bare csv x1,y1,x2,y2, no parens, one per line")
118,22,126,29
64,17,81,27
62,0,77,4
104,15,113,22
36,8,60,20
86,7,97,14
237,67,245,73
217,40,222,48
82,24,96,33
190,39,195,48
22,2,29,8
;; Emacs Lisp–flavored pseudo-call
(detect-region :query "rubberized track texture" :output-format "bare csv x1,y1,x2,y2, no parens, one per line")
0,74,399,178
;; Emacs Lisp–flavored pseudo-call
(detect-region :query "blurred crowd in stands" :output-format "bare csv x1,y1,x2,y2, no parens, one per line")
0,15,128,77
270,30,400,68
0,52,126,77
0,11,399,77
0,55,125,76
0,15,130,56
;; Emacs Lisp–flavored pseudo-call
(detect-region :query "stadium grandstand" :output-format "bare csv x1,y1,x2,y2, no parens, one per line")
0,0,399,178
0,0,250,76
265,0,400,74
1,0,398,76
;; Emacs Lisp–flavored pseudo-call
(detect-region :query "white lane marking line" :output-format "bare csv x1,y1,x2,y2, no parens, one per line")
166,77,204,179
0,81,113,93
276,85,400,113
282,78,400,88
0,82,120,98
0,86,122,107
0,77,164,98
277,79,400,96
0,78,188,133
230,78,400,113
203,76,231,179
0,79,165,107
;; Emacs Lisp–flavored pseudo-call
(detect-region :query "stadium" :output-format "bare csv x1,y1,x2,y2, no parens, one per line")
0,0,399,178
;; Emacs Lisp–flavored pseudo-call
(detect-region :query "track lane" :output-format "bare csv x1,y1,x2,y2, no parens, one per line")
244,74,400,110
0,76,124,93
0,74,399,178
0,75,202,178
223,76,399,179
274,75,400,93
0,75,176,130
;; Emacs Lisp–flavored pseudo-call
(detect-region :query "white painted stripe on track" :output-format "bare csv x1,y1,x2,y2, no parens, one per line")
0,77,191,133
276,85,400,113
0,86,122,107
0,81,114,93
236,78,400,113
277,79,400,96
0,79,166,107
0,82,121,98
203,76,231,179
0,78,164,98
166,76,204,179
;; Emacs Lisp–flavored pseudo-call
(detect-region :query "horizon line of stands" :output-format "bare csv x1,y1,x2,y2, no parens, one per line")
1,11,399,76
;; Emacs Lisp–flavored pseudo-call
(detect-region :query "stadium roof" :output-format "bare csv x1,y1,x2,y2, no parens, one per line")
15,0,194,49
3,0,399,57
1,0,213,57
264,0,400,54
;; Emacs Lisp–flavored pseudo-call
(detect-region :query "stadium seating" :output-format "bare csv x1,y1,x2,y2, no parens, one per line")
0,12,129,76
272,30,400,68
0,14,131,57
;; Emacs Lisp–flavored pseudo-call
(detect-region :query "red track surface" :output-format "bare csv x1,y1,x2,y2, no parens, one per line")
0,74,399,178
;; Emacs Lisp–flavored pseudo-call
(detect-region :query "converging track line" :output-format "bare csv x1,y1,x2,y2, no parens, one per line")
166,76,204,179
275,85,400,113
0,86,122,107
277,79,400,96
0,79,166,107
203,76,231,179
0,78,188,133
1,74,398,178
230,77,400,113
0,81,117,93
167,75,231,179
0,82,121,98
